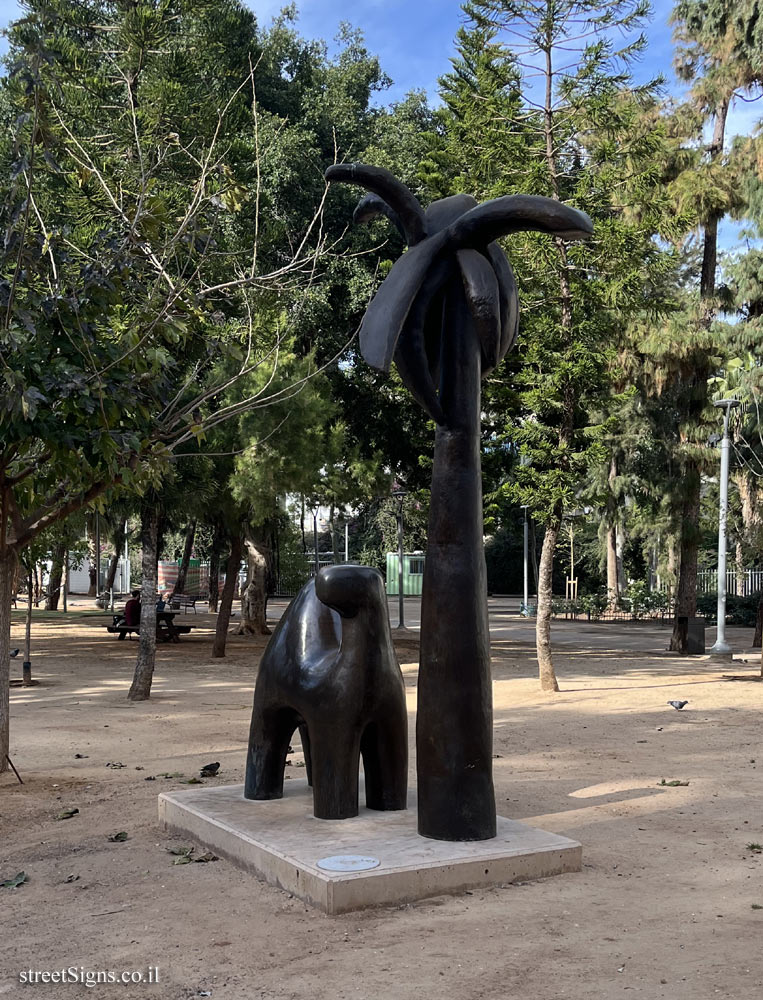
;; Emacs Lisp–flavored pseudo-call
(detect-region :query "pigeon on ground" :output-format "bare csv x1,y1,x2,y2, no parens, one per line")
10,649,19,658
667,700,689,710
200,762,220,777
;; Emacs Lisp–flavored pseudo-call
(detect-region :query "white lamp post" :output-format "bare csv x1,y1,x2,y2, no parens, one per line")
521,505,529,614
392,489,407,628
710,398,740,655
312,506,320,576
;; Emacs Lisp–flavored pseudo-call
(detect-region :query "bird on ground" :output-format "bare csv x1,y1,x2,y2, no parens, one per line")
200,762,220,777
667,700,689,710
10,649,19,657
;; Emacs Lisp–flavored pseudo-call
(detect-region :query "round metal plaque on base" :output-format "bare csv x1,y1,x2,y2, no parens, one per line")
316,854,381,872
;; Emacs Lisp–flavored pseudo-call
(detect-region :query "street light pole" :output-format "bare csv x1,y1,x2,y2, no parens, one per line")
521,505,529,614
312,508,320,576
710,398,740,656
392,489,407,628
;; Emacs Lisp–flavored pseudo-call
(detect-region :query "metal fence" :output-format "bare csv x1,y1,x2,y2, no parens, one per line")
551,603,675,623
519,597,676,622
272,558,334,598
697,568,763,596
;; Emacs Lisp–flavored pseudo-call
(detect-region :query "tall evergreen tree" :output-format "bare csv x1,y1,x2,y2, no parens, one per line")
446,0,665,688
655,0,763,649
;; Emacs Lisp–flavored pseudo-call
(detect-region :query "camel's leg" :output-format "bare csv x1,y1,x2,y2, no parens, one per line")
244,705,298,800
305,723,361,819
361,713,408,811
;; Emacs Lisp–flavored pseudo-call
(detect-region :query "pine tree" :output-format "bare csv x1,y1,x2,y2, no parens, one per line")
445,0,664,688
427,21,527,201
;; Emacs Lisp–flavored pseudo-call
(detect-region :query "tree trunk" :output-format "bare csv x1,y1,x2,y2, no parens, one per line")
23,571,33,686
128,507,159,702
738,471,759,537
735,540,744,596
670,462,701,652
667,535,679,599
172,520,196,596
0,547,19,774
45,541,67,611
212,535,242,658
737,471,760,598
606,526,618,604
669,98,730,649
208,529,221,613
536,34,570,692
329,502,339,564
699,99,729,301
104,520,126,594
417,289,495,842
237,531,271,636
606,455,619,604
616,523,626,593
86,514,98,596
104,551,119,594
536,514,561,692
529,515,539,593
300,495,307,553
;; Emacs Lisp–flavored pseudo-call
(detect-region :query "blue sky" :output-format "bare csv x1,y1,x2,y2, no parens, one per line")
0,0,671,101
1,0,758,163
0,1,677,102
1,0,753,126
0,0,465,95
0,0,758,245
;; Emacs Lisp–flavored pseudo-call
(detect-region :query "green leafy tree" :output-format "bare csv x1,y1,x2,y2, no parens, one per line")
0,0,372,760
450,0,666,689
309,421,389,562
352,491,430,572
427,19,526,201
128,458,214,701
655,0,763,650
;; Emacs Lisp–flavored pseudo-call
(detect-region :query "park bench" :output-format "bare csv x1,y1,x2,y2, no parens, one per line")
168,594,201,613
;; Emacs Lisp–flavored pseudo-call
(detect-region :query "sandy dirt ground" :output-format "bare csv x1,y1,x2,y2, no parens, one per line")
1,604,762,999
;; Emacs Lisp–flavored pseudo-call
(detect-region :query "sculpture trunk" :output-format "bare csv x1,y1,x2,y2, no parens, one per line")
417,290,496,841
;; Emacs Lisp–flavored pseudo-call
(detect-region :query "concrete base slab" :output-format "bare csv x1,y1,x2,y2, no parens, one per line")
158,779,581,914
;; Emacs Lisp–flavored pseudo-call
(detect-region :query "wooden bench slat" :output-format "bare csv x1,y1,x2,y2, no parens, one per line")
168,595,199,612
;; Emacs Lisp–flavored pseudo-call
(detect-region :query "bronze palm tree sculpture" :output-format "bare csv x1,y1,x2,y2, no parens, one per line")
326,163,592,841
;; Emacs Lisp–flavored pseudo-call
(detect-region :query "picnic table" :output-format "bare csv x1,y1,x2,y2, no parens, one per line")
105,610,194,643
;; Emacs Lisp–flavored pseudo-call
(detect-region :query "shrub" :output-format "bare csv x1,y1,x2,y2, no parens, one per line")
696,592,760,627
579,589,609,620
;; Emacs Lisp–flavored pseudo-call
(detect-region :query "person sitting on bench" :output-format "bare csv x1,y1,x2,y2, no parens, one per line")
123,590,141,626
112,590,141,640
